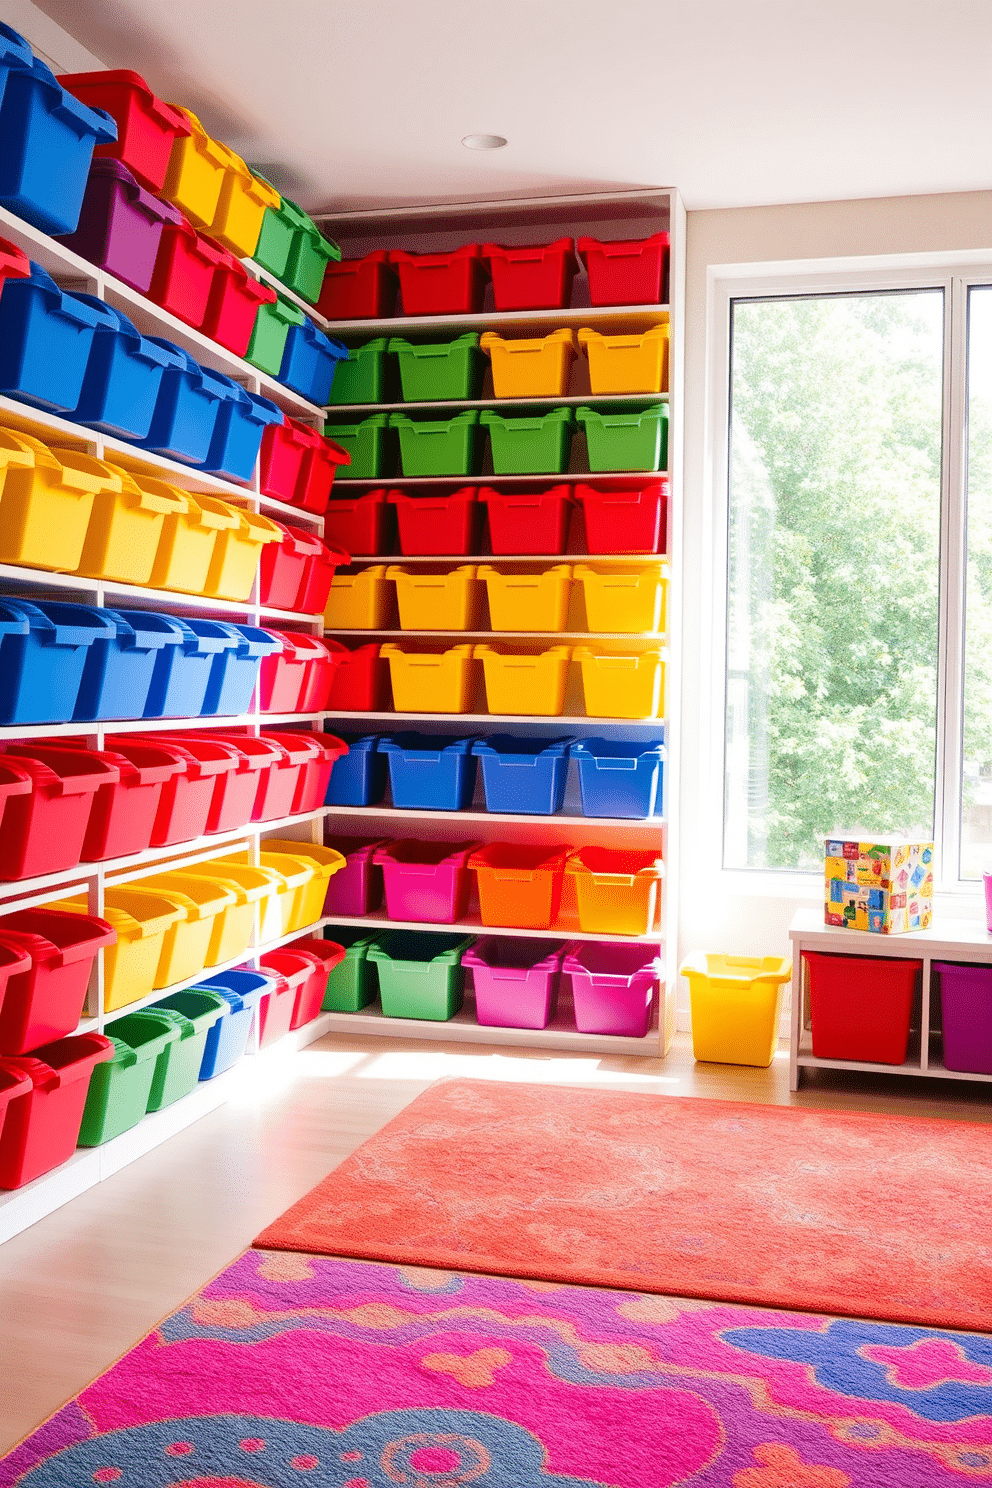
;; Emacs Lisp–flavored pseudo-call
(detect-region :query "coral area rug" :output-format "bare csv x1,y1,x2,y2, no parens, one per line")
5,1251,992,1487
256,1079,992,1333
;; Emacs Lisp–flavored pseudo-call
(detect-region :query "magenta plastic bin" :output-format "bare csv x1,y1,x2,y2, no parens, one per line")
372,839,479,924
60,159,182,293
323,836,389,917
933,961,992,1075
562,941,662,1038
462,937,564,1029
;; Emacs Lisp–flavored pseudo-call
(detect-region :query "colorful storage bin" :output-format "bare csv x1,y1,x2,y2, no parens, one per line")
479,329,577,399
323,488,391,556
148,490,240,594
570,737,665,819
480,238,577,311
327,338,390,405
316,251,397,320
261,522,332,612
468,842,571,930
260,418,348,509
577,324,669,395
681,953,791,1068
206,150,280,258
0,263,116,415
478,485,575,556
279,322,350,407
146,872,243,969
200,385,284,485
76,1022,176,1145
325,642,390,711
367,931,474,1021
245,292,305,378
0,907,114,1054
574,646,666,719
462,938,564,1029
142,616,241,719
573,563,669,633
63,888,184,1010
201,256,276,358
573,481,667,555
324,413,392,481
145,989,226,1107
390,410,481,478
74,313,184,441
388,333,484,402
322,838,388,917
262,841,346,928
323,564,392,629
61,159,182,293
575,404,668,473
480,407,575,475
477,564,573,632
389,486,480,556
140,341,240,465
389,244,486,316
576,233,670,307
321,930,380,1012
253,959,297,1047
204,506,283,603
159,106,228,230
932,962,992,1075
283,937,347,1027
387,564,482,631
373,839,477,923
146,217,230,330
0,745,119,877
56,69,190,194
183,864,282,943
0,597,115,725
474,644,572,716
0,434,124,573
134,876,231,986
381,643,476,714
76,740,184,860
323,735,388,807
379,734,478,811
0,1032,113,1187
277,205,340,304
803,951,918,1065
471,735,572,815
565,847,664,936
194,971,267,1079
563,942,662,1037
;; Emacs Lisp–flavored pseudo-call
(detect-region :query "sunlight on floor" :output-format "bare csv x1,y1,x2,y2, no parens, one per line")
349,1047,683,1086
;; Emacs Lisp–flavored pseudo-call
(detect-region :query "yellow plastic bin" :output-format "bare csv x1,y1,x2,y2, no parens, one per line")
681,953,793,1068
573,563,670,634
182,859,284,943
127,878,231,988
255,851,314,935
55,890,187,1011
574,646,666,718
565,847,665,936
206,151,280,258
264,840,346,927
381,643,476,714
474,644,572,716
577,324,670,394
323,565,392,629
148,490,241,595
141,871,241,972
76,464,191,585
203,504,283,602
163,863,255,964
479,329,577,399
386,565,483,631
0,433,123,573
161,107,231,231
477,565,573,632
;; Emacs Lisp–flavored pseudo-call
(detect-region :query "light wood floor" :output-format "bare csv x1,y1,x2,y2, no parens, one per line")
1,1029,990,1456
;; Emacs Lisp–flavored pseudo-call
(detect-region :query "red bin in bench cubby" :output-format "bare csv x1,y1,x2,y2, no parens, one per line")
479,485,575,555
316,250,397,320
389,244,487,317
480,238,577,312
201,256,276,358
284,937,347,1027
57,70,191,194
0,747,119,880
255,957,302,1047
326,642,391,712
322,489,392,557
576,232,670,307
0,1032,114,1187
146,215,230,330
388,486,481,556
573,480,668,555
0,907,114,1055
373,839,479,924
803,950,919,1065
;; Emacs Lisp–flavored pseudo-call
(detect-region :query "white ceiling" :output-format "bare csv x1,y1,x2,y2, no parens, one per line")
14,0,992,214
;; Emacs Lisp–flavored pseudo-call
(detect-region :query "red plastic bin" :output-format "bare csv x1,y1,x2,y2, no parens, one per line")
255,959,302,1047
479,485,575,555
147,217,230,329
259,522,326,612
257,629,309,713
389,244,487,317
316,250,397,320
111,736,221,847
388,486,480,556
803,950,919,1065
285,937,347,1027
322,489,391,557
297,435,351,516
156,735,252,835
326,643,390,712
201,257,277,358
299,540,350,615
301,636,347,713
573,480,668,555
0,748,119,881
270,730,348,811
57,70,191,194
0,1033,114,1188
373,839,479,924
481,238,577,311
202,732,297,822
0,938,31,1025
0,1061,31,1154
0,909,115,1055
576,232,670,307
0,236,31,305
259,420,351,514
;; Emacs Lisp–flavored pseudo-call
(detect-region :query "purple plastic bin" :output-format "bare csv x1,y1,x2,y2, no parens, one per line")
462,937,564,1029
60,159,182,292
562,941,663,1038
323,836,389,917
372,839,480,924
933,961,992,1075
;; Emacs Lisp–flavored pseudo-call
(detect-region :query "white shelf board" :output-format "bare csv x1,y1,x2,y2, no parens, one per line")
789,908,992,957
322,710,665,725
336,553,668,566
320,305,670,338
325,629,663,641
323,909,663,944
0,711,326,742
334,471,668,487
320,1004,661,1056
327,394,669,415
0,563,320,624
324,805,665,828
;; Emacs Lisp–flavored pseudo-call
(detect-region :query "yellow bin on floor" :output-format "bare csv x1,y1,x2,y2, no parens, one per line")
141,871,241,972
386,565,482,631
161,107,232,231
54,890,187,1011
149,491,240,595
381,643,476,714
574,646,666,718
181,860,285,944
0,433,123,573
76,465,191,585
477,565,573,632
474,644,573,715
573,563,670,634
577,323,670,394
681,953,793,1068
323,565,391,629
203,504,283,602
479,329,577,399
264,840,346,927
206,150,280,258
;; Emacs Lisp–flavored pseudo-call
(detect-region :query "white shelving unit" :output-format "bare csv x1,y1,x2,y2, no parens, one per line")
315,188,683,1058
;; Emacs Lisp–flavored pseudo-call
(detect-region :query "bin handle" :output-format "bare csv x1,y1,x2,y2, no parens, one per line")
11,1057,61,1092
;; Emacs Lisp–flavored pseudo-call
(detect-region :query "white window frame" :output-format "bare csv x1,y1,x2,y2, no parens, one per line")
698,250,992,911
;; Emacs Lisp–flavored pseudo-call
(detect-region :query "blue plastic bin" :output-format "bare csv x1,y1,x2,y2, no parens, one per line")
143,616,241,719
201,623,283,716
471,735,574,815
324,733,388,807
0,24,32,110
0,30,116,235
570,736,666,819
0,597,116,724
278,320,350,406
73,298,184,439
199,383,283,484
379,733,477,810
74,607,187,722
138,339,237,465
192,978,266,1079
0,261,116,414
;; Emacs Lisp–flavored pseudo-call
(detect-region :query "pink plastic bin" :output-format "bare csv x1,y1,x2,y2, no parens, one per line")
372,839,479,924
561,941,662,1038
323,836,389,916
462,938,564,1029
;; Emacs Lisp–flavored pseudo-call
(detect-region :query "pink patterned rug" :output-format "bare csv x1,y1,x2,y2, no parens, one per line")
2,1250,990,1487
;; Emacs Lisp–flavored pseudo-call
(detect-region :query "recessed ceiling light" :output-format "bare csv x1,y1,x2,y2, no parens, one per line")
462,134,508,151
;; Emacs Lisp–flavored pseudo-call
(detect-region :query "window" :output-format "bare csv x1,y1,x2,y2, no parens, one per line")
719,270,992,885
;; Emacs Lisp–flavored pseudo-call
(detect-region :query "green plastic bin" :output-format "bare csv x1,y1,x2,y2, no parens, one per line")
286,215,342,305
576,404,668,473
76,1020,179,1146
322,929,381,1012
327,338,390,406
368,931,475,1021
146,990,226,1111
254,189,341,292
389,410,481,477
324,412,393,479
245,293,306,376
387,333,484,403
480,407,576,475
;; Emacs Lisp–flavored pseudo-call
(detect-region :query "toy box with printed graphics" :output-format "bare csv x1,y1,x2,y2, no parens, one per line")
824,835,934,933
